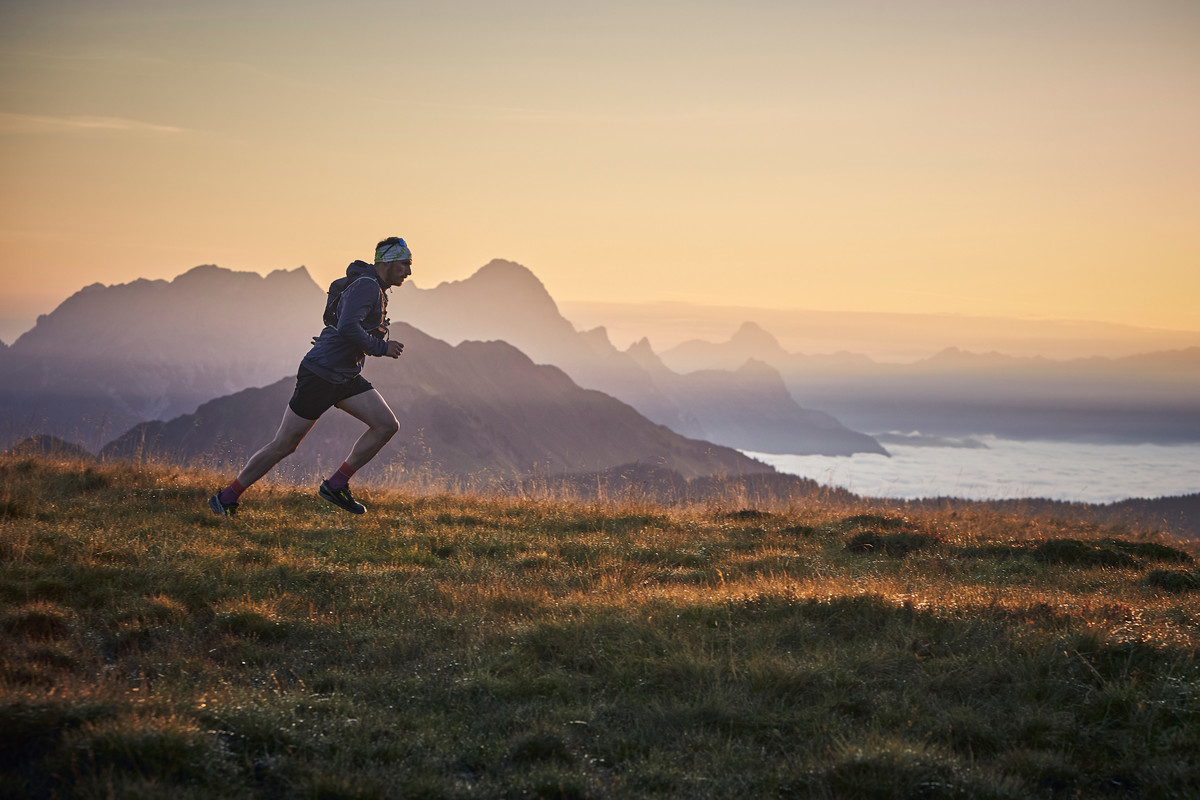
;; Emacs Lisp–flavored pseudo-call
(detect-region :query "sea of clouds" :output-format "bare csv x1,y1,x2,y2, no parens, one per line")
745,437,1200,504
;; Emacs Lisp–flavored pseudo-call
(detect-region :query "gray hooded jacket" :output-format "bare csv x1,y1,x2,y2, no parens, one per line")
300,261,390,383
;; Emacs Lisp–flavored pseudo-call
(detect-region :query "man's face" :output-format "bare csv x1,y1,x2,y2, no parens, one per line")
386,260,412,287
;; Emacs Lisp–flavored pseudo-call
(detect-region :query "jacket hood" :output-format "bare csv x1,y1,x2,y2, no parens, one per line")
346,260,385,285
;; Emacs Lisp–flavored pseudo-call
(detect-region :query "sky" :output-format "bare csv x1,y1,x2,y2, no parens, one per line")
1,0,1198,341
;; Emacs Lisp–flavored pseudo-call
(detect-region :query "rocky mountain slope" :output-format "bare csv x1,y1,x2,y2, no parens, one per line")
103,324,772,485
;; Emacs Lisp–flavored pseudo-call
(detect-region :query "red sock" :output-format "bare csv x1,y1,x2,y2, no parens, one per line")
218,478,246,505
326,462,356,491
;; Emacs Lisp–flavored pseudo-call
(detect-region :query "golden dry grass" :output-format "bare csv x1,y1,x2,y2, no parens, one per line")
2,454,1198,798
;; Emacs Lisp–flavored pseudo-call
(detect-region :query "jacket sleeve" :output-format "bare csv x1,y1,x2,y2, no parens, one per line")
336,277,388,357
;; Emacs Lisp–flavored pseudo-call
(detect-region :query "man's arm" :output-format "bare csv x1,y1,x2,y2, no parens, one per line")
336,278,389,357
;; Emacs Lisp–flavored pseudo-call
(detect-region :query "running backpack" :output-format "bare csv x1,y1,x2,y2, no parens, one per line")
322,276,388,338
322,276,354,327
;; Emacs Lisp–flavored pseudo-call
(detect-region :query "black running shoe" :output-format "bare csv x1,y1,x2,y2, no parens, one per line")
319,481,366,514
209,493,238,517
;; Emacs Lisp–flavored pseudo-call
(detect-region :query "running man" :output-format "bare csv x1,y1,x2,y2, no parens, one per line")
209,236,412,516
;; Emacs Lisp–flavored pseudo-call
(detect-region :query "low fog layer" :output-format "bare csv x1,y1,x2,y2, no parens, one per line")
749,438,1200,504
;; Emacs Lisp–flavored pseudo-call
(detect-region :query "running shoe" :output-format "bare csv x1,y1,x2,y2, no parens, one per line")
209,493,238,517
319,481,366,514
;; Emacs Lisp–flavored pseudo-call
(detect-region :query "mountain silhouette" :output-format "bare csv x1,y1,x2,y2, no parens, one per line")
564,299,1200,362
103,324,772,485
401,259,582,364
624,340,885,456
663,321,792,371
0,265,322,450
661,324,1200,443
0,259,882,461
401,261,885,455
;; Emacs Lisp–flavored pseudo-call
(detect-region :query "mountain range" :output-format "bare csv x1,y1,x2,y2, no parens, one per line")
3,257,1197,498
103,324,770,485
0,260,882,462
660,322,1200,443
561,299,1200,362
0,265,322,451
399,260,884,456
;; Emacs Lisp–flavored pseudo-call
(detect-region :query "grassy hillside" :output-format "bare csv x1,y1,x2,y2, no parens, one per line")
2,456,1198,799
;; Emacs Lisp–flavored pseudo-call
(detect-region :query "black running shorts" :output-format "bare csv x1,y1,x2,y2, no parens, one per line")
288,365,374,421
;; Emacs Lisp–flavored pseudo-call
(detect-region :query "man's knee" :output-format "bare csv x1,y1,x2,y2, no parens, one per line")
376,415,400,440
275,432,306,458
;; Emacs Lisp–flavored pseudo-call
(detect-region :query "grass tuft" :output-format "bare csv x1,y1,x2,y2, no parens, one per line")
1146,569,1200,593
1032,538,1139,568
3,601,72,638
845,530,941,556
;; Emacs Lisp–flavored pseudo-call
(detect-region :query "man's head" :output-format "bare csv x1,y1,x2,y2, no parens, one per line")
374,236,412,286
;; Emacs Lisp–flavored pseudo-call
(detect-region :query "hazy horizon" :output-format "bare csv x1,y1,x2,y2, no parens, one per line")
5,261,1200,363
2,260,1196,504
2,1,1198,336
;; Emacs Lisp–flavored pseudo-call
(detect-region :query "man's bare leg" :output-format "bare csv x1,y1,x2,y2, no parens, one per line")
316,390,398,513
210,406,317,516
236,407,318,486
334,389,400,470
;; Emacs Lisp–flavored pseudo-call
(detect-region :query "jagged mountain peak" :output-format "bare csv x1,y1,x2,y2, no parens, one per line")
475,258,540,281
580,325,610,341
579,326,617,352
408,258,566,325
400,258,580,363
627,337,656,357
730,321,776,344
175,263,225,280
625,337,670,373
7,262,324,373
430,259,550,297
171,263,314,290
729,321,788,355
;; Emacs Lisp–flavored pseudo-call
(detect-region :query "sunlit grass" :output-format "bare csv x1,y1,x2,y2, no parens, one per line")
2,454,1198,798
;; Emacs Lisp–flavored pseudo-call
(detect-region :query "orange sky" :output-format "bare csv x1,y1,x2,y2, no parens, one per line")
1,1,1198,339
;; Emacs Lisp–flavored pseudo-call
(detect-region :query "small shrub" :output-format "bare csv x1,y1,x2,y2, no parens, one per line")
1145,569,1200,593
846,531,940,557
1031,539,1136,568
1100,538,1193,564
2,603,72,640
